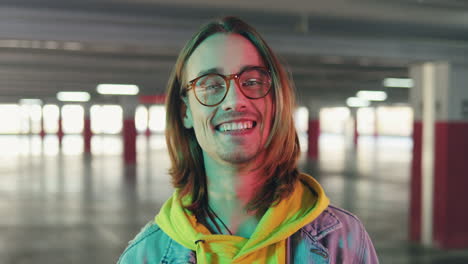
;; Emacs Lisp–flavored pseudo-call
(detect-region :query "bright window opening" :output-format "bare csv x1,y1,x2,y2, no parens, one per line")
62,105,84,134
320,107,350,134
91,105,123,134
149,105,166,132
377,106,413,136
357,107,375,135
43,104,59,134
28,104,42,134
0,104,21,134
294,106,309,152
135,105,148,133
294,106,309,133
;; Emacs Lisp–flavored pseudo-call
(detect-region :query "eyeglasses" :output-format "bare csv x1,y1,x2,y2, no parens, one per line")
182,66,272,107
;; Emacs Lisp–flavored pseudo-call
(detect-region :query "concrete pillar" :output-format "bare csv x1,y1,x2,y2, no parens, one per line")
410,62,468,249
121,97,138,164
306,103,322,160
409,65,423,243
27,107,33,136
144,104,151,138
40,104,46,138
57,104,64,146
373,107,379,138
349,108,359,148
83,104,92,154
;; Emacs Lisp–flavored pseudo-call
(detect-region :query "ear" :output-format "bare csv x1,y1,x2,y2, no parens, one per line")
182,98,193,129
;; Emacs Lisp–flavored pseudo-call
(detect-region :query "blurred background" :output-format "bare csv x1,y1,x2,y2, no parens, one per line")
1,0,468,263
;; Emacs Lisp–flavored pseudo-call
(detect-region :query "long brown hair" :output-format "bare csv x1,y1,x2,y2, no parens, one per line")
165,16,301,223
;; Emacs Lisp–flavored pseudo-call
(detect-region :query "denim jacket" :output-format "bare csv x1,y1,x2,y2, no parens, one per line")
118,205,379,263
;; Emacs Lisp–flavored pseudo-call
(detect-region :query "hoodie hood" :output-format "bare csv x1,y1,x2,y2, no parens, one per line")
155,173,329,263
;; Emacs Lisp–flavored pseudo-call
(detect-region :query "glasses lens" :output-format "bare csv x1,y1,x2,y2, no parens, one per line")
194,74,227,105
239,68,271,98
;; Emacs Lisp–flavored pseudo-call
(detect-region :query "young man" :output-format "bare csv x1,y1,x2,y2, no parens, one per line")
118,16,378,263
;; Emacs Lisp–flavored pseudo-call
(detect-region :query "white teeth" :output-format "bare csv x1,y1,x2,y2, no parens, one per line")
218,121,254,132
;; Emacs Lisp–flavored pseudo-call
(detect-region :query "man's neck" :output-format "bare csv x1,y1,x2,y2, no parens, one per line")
203,153,263,237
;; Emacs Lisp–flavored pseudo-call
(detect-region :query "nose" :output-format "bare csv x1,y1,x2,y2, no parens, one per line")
220,78,248,111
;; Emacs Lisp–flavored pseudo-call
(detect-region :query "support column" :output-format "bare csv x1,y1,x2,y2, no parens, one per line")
409,65,423,243
57,104,64,146
349,108,359,148
410,62,468,249
83,104,92,154
27,106,33,136
121,97,138,164
306,103,322,160
373,107,379,138
40,104,46,138
145,104,151,138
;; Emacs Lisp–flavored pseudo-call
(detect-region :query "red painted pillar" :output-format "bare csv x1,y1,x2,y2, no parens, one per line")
431,63,468,248
83,119,92,153
40,106,46,138
410,120,422,242
350,108,358,147
305,104,321,160
123,119,137,164
410,62,468,249
433,122,468,248
307,119,320,160
409,65,424,244
121,97,138,164
145,105,151,138
57,106,64,145
83,106,92,154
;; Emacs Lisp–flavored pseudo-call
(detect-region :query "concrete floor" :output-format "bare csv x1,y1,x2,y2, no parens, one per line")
1,134,467,263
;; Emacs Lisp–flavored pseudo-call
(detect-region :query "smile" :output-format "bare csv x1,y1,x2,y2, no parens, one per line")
215,121,257,132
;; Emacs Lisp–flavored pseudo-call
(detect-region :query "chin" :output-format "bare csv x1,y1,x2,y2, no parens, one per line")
220,151,257,165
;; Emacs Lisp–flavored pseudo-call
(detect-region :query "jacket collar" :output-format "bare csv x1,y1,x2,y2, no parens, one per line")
301,206,342,240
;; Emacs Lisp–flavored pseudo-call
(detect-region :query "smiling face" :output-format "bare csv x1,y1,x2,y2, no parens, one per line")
182,33,274,166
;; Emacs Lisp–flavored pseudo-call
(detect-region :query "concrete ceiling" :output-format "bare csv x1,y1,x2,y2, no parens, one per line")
1,0,467,107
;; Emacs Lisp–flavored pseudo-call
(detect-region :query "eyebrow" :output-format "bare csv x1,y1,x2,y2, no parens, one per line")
197,67,222,76
196,65,261,77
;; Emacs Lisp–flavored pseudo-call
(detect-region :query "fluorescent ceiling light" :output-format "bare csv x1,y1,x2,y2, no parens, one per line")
57,91,90,102
356,91,387,101
19,98,43,105
383,78,413,88
346,97,370,108
97,84,139,95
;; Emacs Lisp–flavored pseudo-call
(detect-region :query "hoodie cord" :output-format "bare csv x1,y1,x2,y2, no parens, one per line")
208,205,233,235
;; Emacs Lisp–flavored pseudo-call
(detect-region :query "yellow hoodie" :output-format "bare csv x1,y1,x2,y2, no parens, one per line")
155,173,329,263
